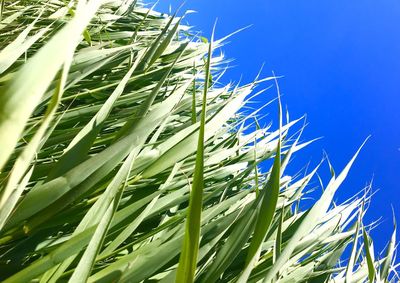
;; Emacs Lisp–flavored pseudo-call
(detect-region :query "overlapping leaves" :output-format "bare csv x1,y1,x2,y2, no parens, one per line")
0,1,397,282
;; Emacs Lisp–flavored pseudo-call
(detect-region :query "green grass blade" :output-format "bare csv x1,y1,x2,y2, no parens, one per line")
380,217,396,280
0,0,102,171
199,203,258,282
3,227,95,283
0,16,49,74
274,209,284,262
175,27,213,283
237,140,281,282
363,227,376,283
115,44,187,139
0,43,74,230
99,162,182,257
237,76,284,282
263,138,369,282
46,49,144,180
191,62,197,124
68,149,137,283
5,79,186,230
345,205,364,283
148,17,182,68
137,12,177,71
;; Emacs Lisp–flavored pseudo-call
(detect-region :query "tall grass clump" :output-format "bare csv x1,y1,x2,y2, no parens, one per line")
0,0,397,282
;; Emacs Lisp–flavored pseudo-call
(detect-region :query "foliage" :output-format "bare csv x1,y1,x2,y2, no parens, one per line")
0,0,397,282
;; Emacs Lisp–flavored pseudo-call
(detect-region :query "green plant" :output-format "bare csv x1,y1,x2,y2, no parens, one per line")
0,0,396,282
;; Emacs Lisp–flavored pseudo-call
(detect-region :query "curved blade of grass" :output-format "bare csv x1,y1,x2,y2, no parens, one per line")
91,194,247,283
0,39,75,230
274,209,284,262
141,84,252,179
191,62,197,124
0,14,49,74
0,0,102,172
116,44,187,139
0,81,61,229
345,205,364,283
0,8,28,31
2,225,96,283
175,25,213,283
0,167,33,231
363,227,376,283
5,79,187,230
68,148,137,283
100,162,182,257
380,217,396,280
147,17,182,68
137,11,177,71
236,75,284,282
262,138,369,282
237,140,281,282
198,200,258,282
46,49,145,180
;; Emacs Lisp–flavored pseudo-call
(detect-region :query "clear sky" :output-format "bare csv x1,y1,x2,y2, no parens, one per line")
156,1,400,252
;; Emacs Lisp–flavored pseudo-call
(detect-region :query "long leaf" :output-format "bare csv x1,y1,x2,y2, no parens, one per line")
175,24,214,283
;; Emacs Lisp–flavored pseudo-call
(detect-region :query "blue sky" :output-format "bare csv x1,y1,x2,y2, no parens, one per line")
156,1,400,251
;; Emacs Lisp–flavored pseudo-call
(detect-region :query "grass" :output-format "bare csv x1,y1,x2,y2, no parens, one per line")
0,0,397,282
